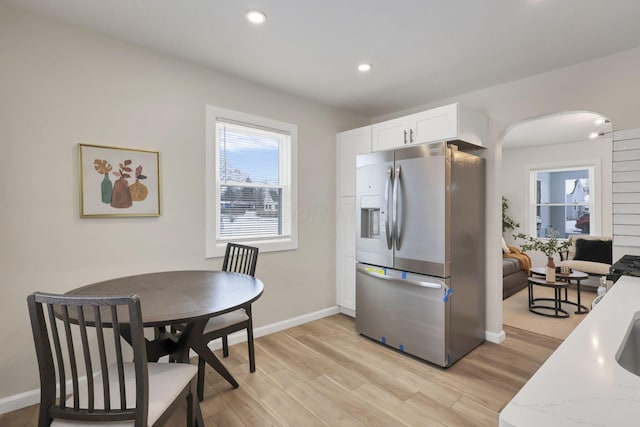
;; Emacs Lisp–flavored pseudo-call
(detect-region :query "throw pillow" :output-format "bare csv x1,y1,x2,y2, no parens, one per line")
574,239,612,264
501,236,511,254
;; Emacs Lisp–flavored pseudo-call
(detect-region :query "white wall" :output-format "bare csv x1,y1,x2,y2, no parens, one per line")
373,46,640,344
0,3,369,401
502,137,613,267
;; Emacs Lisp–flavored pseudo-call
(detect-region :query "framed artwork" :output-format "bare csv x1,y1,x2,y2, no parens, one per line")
79,144,160,217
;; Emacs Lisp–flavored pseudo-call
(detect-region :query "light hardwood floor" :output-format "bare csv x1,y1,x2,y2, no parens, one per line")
0,314,560,426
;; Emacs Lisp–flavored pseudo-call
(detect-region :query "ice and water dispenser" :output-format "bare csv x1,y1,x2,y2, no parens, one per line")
360,195,381,239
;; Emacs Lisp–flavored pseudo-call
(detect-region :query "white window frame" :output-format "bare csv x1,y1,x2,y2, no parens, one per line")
205,105,298,258
526,159,600,238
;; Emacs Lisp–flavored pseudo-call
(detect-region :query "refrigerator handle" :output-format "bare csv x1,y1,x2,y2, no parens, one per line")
393,164,401,248
357,266,443,289
384,166,393,249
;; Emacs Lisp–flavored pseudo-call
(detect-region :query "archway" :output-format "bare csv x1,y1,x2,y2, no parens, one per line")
498,110,613,338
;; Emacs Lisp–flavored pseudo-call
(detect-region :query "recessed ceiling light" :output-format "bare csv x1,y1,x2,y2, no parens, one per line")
245,9,267,24
589,131,601,139
594,118,606,125
358,63,372,72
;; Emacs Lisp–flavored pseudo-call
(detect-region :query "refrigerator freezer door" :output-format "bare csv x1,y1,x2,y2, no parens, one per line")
356,151,394,268
355,264,450,367
394,144,448,277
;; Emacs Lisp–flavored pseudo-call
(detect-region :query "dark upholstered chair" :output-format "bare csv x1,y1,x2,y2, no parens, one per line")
197,243,259,401
27,292,199,426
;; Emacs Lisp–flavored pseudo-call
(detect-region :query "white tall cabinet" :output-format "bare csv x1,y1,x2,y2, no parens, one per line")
336,126,371,316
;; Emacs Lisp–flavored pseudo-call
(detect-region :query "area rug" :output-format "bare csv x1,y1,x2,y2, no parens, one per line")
503,286,597,340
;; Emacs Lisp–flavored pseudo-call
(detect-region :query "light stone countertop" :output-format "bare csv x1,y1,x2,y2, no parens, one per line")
499,275,640,427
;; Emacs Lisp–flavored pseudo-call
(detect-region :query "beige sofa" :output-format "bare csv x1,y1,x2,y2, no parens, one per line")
559,235,612,276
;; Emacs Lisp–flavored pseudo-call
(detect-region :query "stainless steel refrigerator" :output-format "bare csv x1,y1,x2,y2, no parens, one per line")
355,142,485,367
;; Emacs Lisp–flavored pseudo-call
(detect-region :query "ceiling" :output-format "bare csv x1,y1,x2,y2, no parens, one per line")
7,0,640,118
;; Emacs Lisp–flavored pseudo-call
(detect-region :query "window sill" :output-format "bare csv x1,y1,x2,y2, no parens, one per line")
206,237,297,258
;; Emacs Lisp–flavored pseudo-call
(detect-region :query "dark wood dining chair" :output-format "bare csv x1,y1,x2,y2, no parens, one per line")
27,292,199,426
197,242,259,400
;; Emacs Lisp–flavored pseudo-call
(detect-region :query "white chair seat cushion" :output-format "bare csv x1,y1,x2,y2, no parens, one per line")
560,260,611,276
203,309,249,334
52,362,197,427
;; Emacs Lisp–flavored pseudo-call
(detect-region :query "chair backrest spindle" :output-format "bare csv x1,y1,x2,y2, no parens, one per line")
45,303,67,409
61,305,81,410
222,243,259,277
111,304,127,411
76,305,96,411
93,305,111,411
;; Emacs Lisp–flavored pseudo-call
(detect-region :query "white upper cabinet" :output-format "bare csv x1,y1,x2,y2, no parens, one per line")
370,115,409,152
336,125,372,197
371,103,487,152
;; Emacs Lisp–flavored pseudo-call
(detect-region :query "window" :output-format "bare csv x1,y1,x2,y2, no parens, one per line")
206,105,297,258
529,166,595,238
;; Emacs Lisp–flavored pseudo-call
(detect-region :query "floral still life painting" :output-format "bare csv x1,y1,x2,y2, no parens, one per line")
79,144,160,217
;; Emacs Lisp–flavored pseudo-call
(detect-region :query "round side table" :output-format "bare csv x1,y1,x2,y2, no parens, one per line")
527,277,571,318
529,267,590,314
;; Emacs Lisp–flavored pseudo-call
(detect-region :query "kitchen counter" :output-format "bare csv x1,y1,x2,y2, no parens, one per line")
500,276,640,427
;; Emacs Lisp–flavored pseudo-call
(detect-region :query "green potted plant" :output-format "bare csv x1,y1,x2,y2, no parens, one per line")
513,230,571,281
502,196,520,233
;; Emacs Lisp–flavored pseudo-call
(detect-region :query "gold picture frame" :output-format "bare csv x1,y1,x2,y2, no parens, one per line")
79,144,160,217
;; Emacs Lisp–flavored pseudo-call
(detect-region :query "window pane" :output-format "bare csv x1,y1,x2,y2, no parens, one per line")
536,205,590,238
219,185,281,237
216,120,288,240
218,123,280,185
535,170,589,204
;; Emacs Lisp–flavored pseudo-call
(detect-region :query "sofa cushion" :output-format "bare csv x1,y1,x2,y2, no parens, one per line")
503,258,528,299
567,235,612,259
560,259,611,276
503,258,521,276
574,238,612,264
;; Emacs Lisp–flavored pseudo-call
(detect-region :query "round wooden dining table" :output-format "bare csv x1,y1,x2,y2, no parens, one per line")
66,270,264,391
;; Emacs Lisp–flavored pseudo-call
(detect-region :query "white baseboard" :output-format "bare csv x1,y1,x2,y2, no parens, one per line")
338,306,355,318
486,329,506,344
0,388,41,416
0,306,341,415
198,305,340,353
0,373,93,415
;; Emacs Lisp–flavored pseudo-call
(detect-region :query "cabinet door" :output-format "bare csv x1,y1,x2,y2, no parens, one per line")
337,126,372,197
371,116,410,152
412,103,458,144
336,196,357,313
